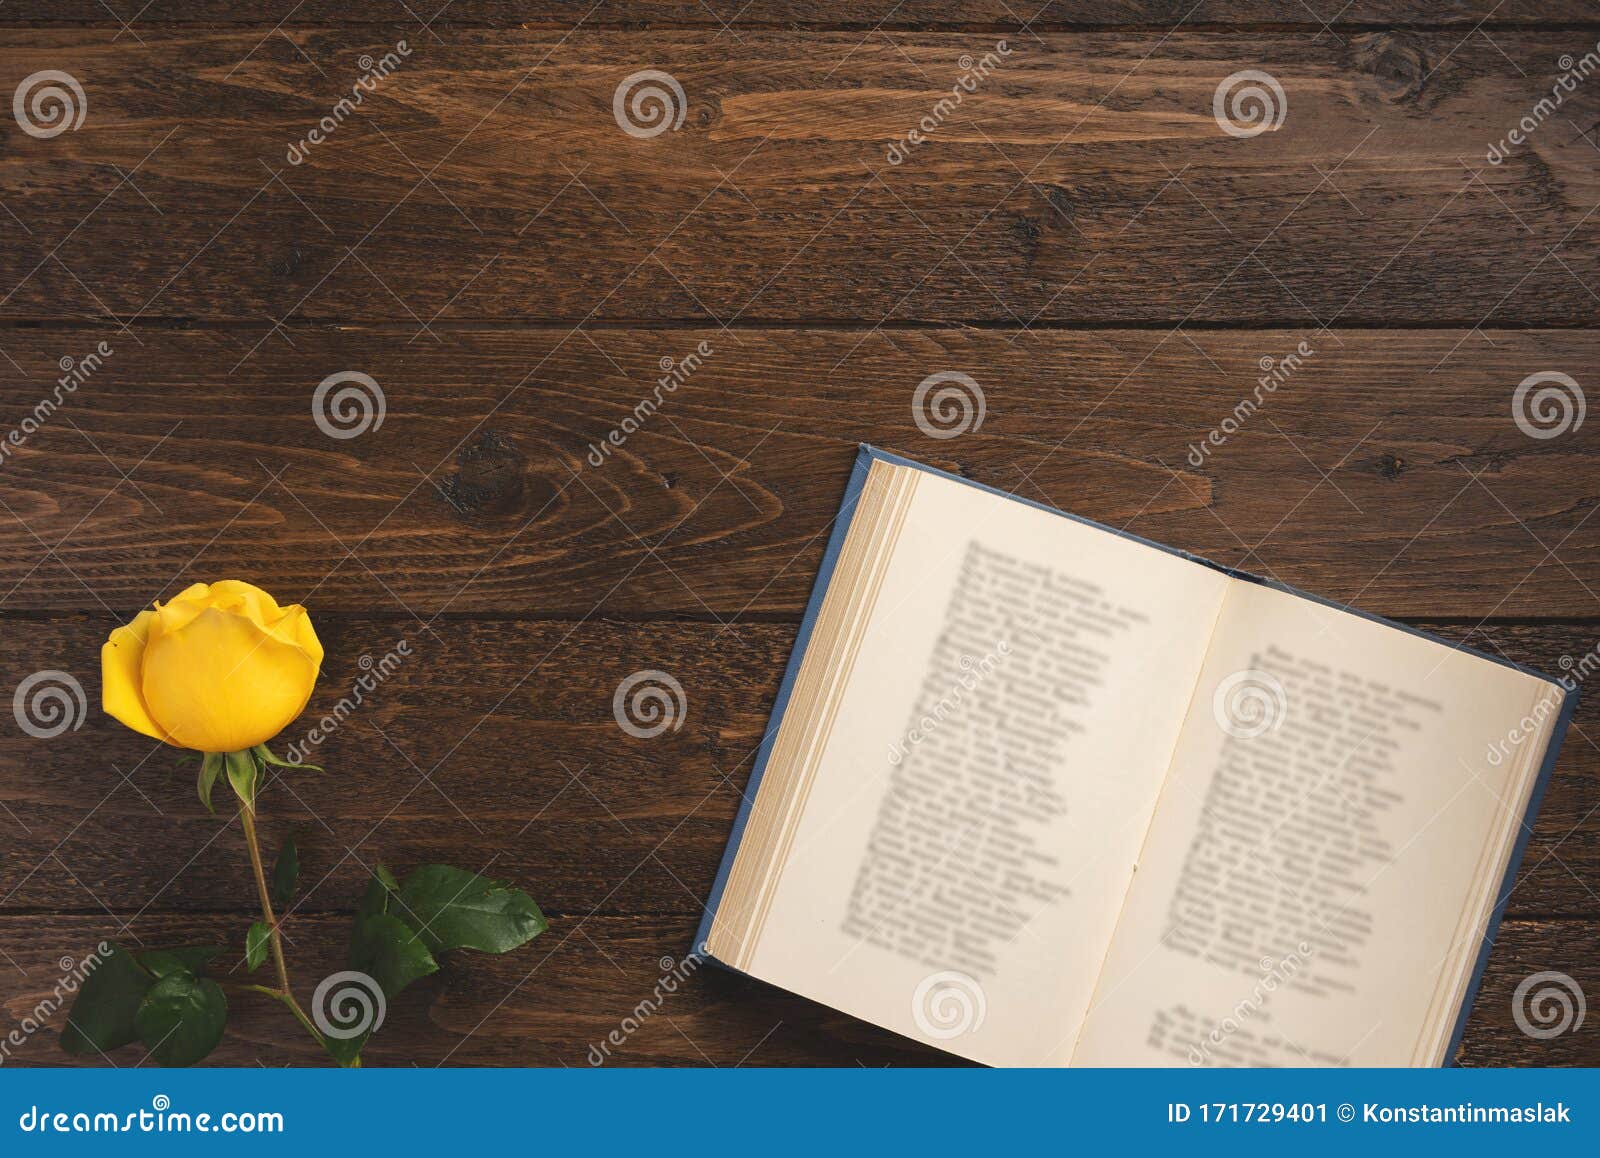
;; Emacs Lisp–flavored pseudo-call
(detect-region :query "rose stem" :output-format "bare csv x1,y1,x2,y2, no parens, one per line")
239,797,326,1050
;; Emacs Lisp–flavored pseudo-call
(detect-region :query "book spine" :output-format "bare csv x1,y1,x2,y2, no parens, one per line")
692,445,879,965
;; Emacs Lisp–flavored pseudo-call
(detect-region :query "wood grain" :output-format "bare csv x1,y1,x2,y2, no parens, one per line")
3,2,1597,1072
0,327,1594,617
8,1,1599,28
1,617,1594,917
2,29,1597,325
2,913,1595,1066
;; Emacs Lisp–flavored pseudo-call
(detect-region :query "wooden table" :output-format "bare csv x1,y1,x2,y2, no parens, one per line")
1,2,1597,1067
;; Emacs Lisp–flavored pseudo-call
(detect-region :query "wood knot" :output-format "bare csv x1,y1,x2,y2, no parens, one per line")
436,430,544,518
270,245,307,279
1045,185,1076,226
1011,214,1043,258
1375,452,1408,480
1355,33,1428,105
693,95,722,131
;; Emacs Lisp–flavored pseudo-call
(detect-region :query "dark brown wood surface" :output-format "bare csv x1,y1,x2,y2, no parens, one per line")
1,2,1598,1066
0,327,1597,618
2,29,1599,325
10,3,1600,27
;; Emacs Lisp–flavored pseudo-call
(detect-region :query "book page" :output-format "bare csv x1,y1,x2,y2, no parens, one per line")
1072,581,1561,1067
742,464,1229,1066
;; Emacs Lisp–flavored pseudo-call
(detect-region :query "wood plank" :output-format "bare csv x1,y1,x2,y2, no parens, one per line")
0,327,1596,617
0,913,952,1067
1,913,1594,1065
1,618,1595,917
2,29,1598,324
7,1,1597,26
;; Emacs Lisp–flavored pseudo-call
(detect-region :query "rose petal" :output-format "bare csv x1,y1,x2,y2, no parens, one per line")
100,608,177,745
141,606,320,752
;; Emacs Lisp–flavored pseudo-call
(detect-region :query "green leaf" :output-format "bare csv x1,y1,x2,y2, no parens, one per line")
245,923,271,972
395,865,548,955
353,863,400,935
138,947,219,980
270,835,299,907
323,1029,366,1067
225,749,257,809
59,943,153,1055
196,752,223,814
135,970,227,1067
351,912,438,999
328,906,439,1068
253,743,321,772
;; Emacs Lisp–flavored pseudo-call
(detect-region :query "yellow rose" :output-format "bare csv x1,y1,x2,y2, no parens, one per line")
101,579,323,754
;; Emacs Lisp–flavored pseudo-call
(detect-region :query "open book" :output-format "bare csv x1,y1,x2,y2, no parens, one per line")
696,446,1576,1067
